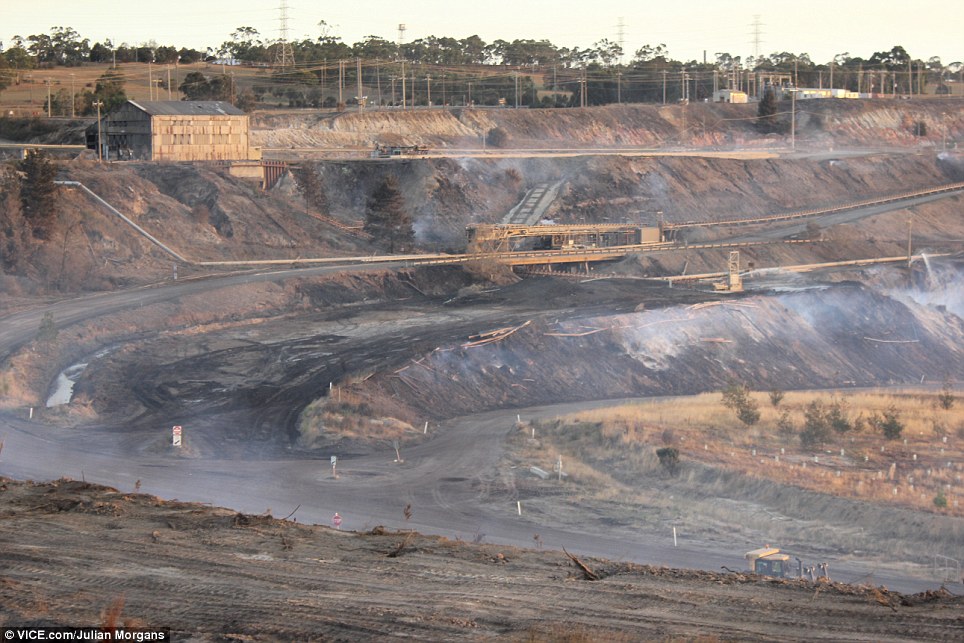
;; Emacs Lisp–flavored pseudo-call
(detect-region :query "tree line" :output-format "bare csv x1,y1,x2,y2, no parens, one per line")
2,25,961,108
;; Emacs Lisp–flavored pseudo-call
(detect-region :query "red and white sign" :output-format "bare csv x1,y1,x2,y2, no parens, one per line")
332,513,342,529
172,425,182,447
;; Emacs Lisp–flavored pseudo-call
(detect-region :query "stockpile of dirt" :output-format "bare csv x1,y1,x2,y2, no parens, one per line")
1,478,959,641
353,278,964,421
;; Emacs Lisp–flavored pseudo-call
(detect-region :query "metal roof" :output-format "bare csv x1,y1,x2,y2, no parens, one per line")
127,100,245,116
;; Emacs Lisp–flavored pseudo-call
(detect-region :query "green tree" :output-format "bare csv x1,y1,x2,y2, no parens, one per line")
364,175,414,253
757,87,778,132
938,382,955,410
81,69,126,115
0,56,11,95
800,400,831,449
827,398,853,433
180,72,233,101
235,88,257,113
933,488,948,509
871,405,904,440
722,380,761,426
18,150,59,240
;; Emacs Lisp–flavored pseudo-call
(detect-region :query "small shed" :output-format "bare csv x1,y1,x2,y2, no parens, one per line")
713,89,748,104
86,100,258,162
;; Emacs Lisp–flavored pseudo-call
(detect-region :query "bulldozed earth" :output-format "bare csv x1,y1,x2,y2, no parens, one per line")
1,100,964,639
0,478,961,641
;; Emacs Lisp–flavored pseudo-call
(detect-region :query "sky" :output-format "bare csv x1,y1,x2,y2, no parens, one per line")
3,0,963,65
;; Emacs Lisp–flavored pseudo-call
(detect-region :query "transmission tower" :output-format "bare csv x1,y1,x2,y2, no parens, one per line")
749,14,764,60
616,17,626,64
274,0,295,69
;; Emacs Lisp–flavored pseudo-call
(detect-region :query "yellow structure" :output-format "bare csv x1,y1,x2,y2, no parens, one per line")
745,546,791,577
713,89,748,103
86,100,258,162
466,223,662,254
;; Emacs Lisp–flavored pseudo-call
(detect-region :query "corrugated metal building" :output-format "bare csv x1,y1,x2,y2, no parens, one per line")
86,100,258,162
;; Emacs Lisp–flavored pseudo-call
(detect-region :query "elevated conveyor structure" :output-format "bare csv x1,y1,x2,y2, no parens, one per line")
502,181,563,225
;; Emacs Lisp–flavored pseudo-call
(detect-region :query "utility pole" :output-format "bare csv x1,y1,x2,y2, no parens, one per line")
376,60,382,106
426,74,431,106
167,67,172,100
338,59,344,105
398,24,407,109
662,70,667,104
93,100,104,162
617,70,622,104
790,88,796,151
148,62,153,100
70,74,75,117
907,219,913,265
467,81,472,106
356,57,364,110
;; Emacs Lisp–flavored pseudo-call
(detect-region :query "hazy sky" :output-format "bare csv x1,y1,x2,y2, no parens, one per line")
3,0,962,65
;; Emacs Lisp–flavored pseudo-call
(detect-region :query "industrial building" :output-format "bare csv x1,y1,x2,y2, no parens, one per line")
86,100,259,162
712,89,748,103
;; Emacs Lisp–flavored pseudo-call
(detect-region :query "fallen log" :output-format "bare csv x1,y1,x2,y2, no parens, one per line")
563,547,600,581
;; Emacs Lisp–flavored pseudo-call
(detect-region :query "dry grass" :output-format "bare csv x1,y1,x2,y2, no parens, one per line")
0,62,271,115
553,389,964,517
297,387,418,446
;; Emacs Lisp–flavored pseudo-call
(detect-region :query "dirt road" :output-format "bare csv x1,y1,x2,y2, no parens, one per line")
1,479,960,641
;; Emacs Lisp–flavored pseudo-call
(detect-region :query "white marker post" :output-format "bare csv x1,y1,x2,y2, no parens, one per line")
517,501,522,516
673,527,678,547
424,421,428,434
172,425,182,447
331,455,337,478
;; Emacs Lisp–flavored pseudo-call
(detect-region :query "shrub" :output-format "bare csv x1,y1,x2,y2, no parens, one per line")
800,400,831,449
933,488,948,509
776,409,795,438
870,405,904,441
938,382,955,410
486,127,510,148
827,398,852,433
768,389,785,407
722,380,760,426
656,447,680,476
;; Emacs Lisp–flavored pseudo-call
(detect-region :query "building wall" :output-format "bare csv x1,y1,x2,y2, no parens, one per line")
103,102,153,160
150,114,251,161
712,90,748,103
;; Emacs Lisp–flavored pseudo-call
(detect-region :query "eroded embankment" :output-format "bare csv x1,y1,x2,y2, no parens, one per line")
348,278,964,421
252,101,964,152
